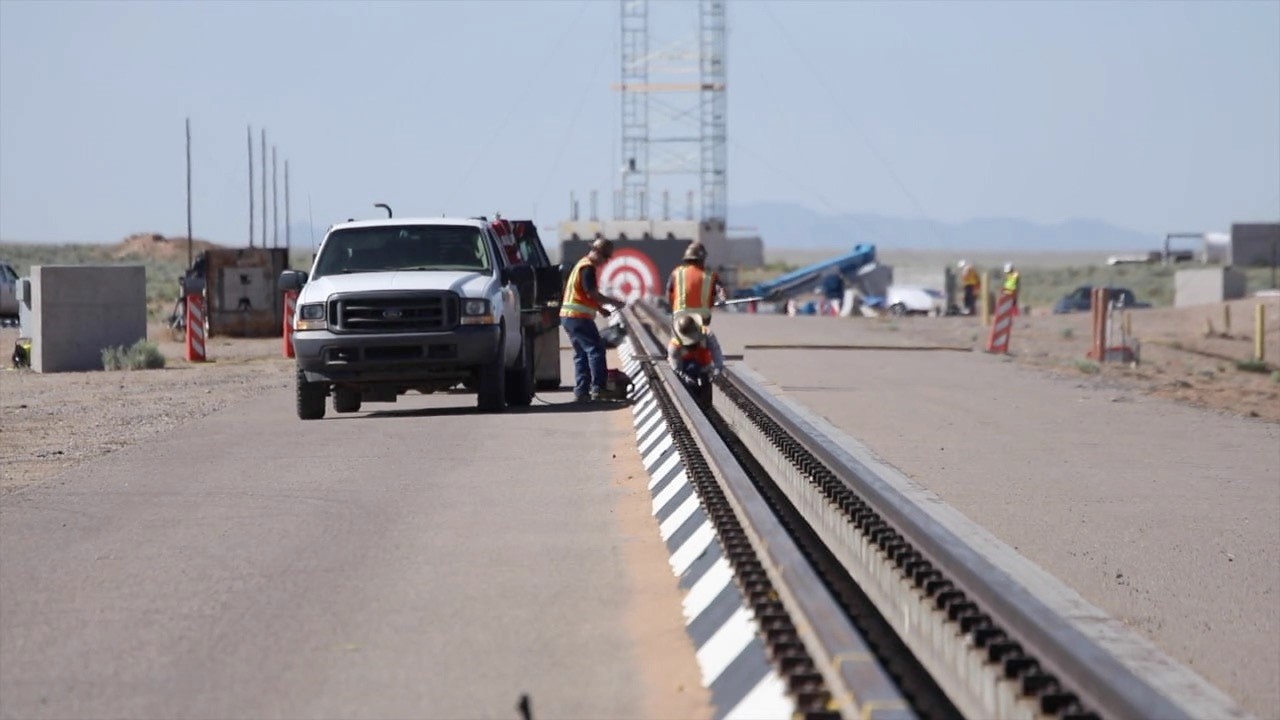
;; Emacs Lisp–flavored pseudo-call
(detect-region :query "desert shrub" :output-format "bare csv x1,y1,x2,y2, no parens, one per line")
1235,359,1270,374
1074,359,1100,374
101,346,126,371
101,340,165,371
126,340,166,369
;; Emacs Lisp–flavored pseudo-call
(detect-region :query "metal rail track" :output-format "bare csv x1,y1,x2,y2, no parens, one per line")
623,301,1203,720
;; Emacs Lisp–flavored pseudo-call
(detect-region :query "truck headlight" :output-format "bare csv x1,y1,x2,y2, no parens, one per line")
461,298,496,325
296,303,327,330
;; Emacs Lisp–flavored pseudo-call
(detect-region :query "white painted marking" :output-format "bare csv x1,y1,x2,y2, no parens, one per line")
669,521,715,576
651,469,688,513
632,394,655,416
634,410,659,436
682,556,733,623
637,427,666,459
645,450,686,489
632,394,655,417
635,404,661,434
696,605,756,686
723,673,793,720
643,435,674,471
659,493,700,541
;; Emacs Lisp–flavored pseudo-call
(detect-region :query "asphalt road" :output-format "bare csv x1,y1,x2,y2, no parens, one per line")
730,328,1279,718
1,362,707,719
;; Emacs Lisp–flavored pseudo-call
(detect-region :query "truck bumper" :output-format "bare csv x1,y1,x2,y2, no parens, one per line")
294,325,500,384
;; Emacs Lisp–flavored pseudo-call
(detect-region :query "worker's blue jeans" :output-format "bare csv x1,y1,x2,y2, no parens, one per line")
562,316,608,397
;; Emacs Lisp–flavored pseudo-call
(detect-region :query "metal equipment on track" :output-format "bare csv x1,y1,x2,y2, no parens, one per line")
619,300,1219,720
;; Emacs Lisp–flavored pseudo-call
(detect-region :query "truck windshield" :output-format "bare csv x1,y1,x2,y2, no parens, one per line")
312,225,491,279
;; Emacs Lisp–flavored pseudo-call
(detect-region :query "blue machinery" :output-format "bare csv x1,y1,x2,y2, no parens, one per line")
734,243,877,302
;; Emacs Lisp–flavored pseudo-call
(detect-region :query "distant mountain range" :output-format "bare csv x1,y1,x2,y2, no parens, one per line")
727,202,1159,252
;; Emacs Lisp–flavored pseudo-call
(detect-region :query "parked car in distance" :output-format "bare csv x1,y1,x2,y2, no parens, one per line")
1053,285,1151,314
886,285,946,316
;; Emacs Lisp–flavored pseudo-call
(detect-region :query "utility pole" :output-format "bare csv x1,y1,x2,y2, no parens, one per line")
247,125,255,248
285,159,291,257
308,194,316,256
272,145,279,249
261,128,267,248
185,117,193,270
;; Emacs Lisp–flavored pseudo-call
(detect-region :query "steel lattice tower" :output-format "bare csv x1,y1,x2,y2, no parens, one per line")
616,0,726,224
699,0,727,223
619,0,649,221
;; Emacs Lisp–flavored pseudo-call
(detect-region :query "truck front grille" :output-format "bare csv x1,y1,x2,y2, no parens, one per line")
329,292,458,333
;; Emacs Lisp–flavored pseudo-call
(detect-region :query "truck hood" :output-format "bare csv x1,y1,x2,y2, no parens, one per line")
301,271,495,301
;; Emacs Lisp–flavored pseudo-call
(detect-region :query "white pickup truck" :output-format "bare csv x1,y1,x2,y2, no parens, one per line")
279,217,561,419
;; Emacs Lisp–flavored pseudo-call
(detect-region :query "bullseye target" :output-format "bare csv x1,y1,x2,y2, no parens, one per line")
599,248,661,304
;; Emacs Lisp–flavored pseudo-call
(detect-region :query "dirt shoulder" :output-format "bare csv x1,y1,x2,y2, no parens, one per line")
727,296,1280,423
1,324,292,491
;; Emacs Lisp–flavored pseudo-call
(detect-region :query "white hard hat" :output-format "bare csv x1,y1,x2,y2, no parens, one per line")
957,259,969,268
1003,262,1014,273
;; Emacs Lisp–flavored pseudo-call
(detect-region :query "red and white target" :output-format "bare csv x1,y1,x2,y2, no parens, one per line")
599,248,660,304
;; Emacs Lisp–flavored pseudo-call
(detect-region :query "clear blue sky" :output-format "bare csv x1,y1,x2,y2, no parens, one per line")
1,0,1277,246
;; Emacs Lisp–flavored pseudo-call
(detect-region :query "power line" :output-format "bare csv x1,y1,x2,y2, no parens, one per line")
443,0,596,212
533,28,613,215
760,1,946,245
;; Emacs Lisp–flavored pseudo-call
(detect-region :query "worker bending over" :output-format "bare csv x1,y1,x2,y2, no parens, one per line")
667,242,726,327
668,314,726,382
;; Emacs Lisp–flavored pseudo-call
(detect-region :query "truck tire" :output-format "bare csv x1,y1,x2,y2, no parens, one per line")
333,387,362,413
296,368,326,420
505,333,534,407
476,329,507,413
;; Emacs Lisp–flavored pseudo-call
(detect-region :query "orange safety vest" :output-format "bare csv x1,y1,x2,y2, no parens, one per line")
669,338,713,367
560,256,603,319
670,265,717,313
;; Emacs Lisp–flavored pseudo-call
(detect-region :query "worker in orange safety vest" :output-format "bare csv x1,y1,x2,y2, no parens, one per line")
666,242,726,327
560,238,626,402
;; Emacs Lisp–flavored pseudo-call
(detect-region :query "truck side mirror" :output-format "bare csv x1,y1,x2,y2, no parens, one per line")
279,269,308,291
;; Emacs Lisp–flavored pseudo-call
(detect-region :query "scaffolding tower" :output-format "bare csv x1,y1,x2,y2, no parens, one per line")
616,0,726,224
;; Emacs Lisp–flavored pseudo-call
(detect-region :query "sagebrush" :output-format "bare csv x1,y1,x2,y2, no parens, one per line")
101,340,165,370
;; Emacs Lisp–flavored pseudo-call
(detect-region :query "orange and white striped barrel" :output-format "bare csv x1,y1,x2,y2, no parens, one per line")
985,293,1016,354
185,292,206,362
282,289,298,358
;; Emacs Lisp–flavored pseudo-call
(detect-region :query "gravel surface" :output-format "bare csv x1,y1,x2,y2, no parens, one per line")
1,324,292,491
715,296,1280,423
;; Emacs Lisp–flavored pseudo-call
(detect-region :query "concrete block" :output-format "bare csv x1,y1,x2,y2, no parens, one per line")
1175,267,1247,308
1229,223,1279,268
31,265,147,373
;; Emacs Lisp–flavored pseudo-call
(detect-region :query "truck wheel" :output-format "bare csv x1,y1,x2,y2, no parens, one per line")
505,333,535,407
296,368,326,420
333,387,362,413
476,331,507,413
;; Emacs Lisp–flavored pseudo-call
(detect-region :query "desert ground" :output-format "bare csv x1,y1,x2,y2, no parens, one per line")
3,238,1277,491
